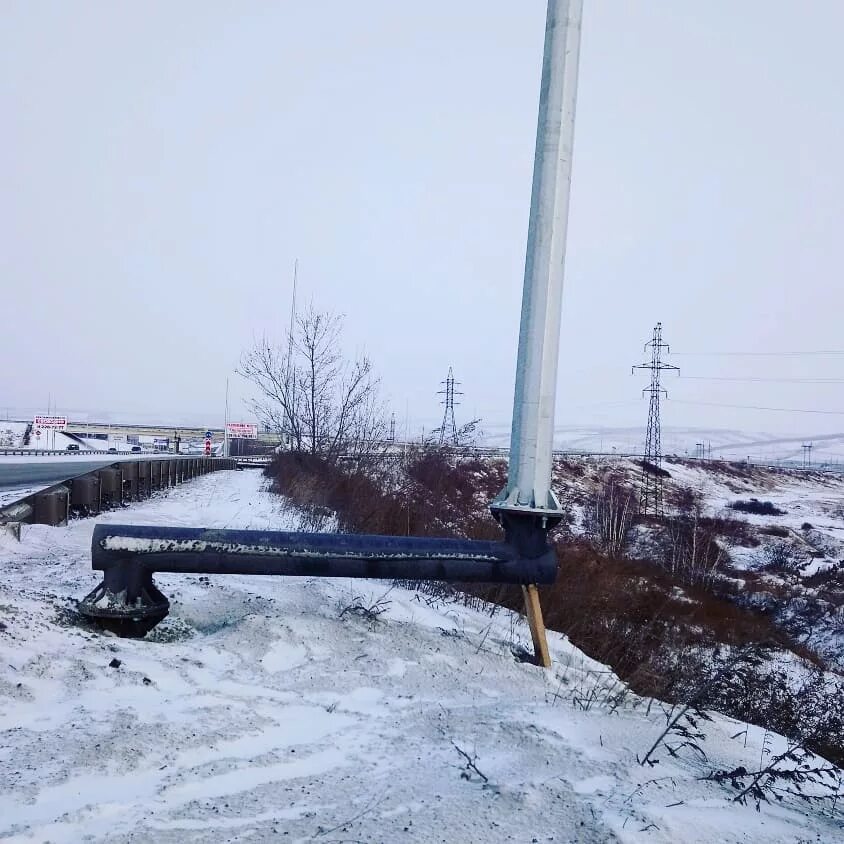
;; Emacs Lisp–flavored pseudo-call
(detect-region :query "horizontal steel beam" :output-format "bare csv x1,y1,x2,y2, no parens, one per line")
90,524,556,584
79,519,558,637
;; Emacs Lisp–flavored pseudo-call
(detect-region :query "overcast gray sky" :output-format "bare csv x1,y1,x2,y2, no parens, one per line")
3,1,844,442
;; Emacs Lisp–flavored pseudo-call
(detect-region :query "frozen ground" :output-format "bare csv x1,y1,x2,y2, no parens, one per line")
0,470,841,843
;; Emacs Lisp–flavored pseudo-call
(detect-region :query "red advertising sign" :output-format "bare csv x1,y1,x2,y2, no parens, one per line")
34,415,67,430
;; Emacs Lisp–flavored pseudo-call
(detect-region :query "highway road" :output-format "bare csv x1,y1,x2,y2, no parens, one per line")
0,454,197,509
0,459,119,495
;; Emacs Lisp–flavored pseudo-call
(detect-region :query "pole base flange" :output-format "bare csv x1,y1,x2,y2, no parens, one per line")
78,580,170,638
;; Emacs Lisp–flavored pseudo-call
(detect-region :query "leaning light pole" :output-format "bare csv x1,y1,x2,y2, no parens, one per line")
491,0,583,666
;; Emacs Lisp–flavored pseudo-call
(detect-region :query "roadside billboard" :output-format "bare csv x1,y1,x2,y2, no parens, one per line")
34,415,67,430
226,423,258,439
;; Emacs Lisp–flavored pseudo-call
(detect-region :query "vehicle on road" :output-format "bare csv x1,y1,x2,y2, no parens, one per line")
66,444,80,452
130,445,142,453
107,447,118,453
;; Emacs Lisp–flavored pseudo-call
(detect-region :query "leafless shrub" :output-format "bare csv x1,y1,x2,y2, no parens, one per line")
338,594,391,626
427,418,484,448
638,648,758,767
451,742,489,783
703,741,841,812
762,541,804,574
656,509,727,589
585,475,637,557
699,514,760,547
565,669,631,714
263,442,844,770
639,459,670,478
639,704,712,767
730,499,786,516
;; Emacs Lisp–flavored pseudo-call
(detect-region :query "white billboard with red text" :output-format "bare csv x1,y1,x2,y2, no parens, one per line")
34,415,68,430
226,422,258,439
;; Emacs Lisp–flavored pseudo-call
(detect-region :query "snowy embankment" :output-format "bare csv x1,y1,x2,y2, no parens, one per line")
0,470,839,843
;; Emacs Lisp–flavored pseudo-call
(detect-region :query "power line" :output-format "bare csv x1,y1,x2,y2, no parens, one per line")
671,350,844,357
670,399,844,416
679,376,844,384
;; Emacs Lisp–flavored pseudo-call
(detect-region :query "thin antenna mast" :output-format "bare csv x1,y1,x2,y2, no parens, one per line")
224,377,230,457
284,259,298,445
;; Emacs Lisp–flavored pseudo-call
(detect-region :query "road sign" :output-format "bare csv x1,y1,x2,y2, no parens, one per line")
204,438,211,456
35,429,41,438
205,431,212,439
34,415,67,430
226,423,258,439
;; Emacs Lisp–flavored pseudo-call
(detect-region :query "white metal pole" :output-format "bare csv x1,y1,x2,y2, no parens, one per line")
224,378,230,457
285,259,298,445
500,0,582,514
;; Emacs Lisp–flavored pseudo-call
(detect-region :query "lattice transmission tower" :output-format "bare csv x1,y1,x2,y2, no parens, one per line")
632,323,679,516
801,443,812,469
437,367,462,445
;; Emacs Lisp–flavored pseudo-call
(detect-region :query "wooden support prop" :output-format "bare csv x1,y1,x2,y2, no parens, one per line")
522,583,551,668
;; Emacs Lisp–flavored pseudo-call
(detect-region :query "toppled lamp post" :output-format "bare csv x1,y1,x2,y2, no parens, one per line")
78,0,583,665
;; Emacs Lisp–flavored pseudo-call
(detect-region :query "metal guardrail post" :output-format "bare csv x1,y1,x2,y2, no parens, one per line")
121,461,139,501
98,468,123,509
33,486,70,526
137,461,152,498
150,460,162,491
70,475,101,517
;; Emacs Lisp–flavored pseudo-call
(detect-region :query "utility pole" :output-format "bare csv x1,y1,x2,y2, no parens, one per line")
284,259,298,447
491,0,584,668
224,378,230,458
633,323,679,516
437,367,462,445
389,412,396,443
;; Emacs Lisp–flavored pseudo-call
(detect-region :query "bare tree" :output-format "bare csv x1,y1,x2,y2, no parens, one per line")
659,502,726,588
585,474,637,558
426,418,483,449
239,305,386,462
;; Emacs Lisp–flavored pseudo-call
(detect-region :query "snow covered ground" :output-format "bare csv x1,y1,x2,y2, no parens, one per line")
0,421,29,449
481,423,844,466
0,470,840,843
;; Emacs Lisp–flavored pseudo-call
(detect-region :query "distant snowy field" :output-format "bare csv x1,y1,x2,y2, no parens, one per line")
0,471,840,843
